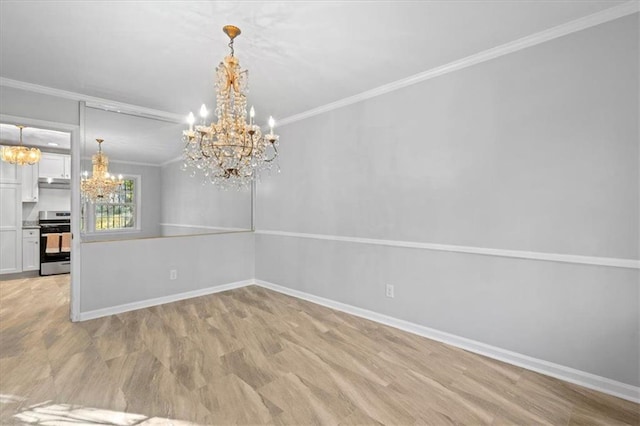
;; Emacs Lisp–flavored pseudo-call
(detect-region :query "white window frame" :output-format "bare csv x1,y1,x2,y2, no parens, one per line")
82,174,142,235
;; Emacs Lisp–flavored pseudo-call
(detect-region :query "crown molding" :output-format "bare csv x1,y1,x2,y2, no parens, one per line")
84,101,183,124
80,156,162,168
0,77,184,123
109,159,163,167
278,1,639,127
160,155,183,167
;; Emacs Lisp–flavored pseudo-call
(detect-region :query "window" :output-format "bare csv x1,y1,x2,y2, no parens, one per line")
82,176,140,233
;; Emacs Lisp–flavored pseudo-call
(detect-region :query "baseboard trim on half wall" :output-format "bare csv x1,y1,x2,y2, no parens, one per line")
254,279,640,403
77,279,253,321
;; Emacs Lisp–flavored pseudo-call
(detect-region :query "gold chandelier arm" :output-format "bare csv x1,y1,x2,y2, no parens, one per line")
263,143,278,162
198,137,214,159
240,131,254,159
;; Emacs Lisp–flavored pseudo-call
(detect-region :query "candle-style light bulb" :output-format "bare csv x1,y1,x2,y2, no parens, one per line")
187,112,195,131
249,106,255,126
268,116,275,134
118,174,123,180
199,104,208,119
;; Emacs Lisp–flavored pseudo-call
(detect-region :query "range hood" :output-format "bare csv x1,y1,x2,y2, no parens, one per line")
38,177,71,189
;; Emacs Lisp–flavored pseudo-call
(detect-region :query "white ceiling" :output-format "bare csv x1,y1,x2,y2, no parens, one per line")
0,1,626,124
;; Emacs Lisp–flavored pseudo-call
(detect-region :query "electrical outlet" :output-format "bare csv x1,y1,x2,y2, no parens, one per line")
385,284,394,298
170,269,178,280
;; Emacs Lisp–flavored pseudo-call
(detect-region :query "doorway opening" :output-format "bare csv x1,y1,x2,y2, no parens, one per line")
0,116,80,321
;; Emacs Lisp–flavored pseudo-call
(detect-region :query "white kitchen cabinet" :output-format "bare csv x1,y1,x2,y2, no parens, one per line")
0,183,22,274
0,147,21,183
21,163,39,202
39,152,71,179
22,229,40,271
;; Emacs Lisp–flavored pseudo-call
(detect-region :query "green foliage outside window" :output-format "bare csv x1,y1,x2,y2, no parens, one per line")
82,178,137,232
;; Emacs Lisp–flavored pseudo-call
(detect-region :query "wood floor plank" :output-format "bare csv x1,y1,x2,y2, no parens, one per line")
197,373,275,424
0,276,637,425
259,372,343,425
52,345,128,412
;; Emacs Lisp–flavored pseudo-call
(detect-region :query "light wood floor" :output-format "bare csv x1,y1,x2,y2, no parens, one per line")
0,275,637,425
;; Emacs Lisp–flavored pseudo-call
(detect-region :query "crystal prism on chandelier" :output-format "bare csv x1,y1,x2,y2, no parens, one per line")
81,139,123,203
181,25,280,189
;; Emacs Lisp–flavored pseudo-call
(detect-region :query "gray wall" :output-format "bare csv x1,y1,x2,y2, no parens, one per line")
160,160,252,235
81,158,256,311
80,161,163,241
256,15,640,386
81,231,254,311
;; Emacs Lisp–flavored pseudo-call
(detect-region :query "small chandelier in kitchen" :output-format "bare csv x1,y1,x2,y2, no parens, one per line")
182,25,280,189
81,139,123,203
1,125,41,165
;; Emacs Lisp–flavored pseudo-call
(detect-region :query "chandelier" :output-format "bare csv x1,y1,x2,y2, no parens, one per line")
182,25,280,189
81,139,123,203
1,125,41,165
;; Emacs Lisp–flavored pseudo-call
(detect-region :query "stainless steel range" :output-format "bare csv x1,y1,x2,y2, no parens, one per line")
39,211,71,276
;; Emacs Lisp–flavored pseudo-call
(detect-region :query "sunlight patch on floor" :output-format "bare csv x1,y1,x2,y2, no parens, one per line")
0,394,27,404
13,401,202,425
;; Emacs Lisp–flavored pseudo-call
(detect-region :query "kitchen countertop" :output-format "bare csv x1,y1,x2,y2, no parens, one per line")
22,221,40,229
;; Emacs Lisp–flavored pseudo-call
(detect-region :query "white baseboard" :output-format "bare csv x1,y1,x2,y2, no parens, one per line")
254,279,640,404
77,279,253,321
